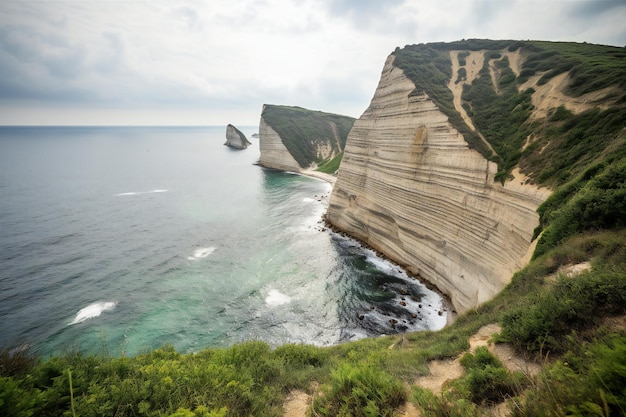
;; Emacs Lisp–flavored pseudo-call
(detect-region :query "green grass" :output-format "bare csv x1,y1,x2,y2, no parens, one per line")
316,152,343,174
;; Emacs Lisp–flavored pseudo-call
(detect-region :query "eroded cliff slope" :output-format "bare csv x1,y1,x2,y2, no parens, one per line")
327,40,626,314
326,54,552,313
258,104,355,173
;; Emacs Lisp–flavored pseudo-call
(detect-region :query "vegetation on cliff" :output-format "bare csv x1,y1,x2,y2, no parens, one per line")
392,39,626,184
261,104,355,170
393,39,626,257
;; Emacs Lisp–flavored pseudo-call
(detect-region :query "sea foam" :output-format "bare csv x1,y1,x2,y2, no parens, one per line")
69,301,117,325
265,289,291,306
187,247,216,261
115,189,168,197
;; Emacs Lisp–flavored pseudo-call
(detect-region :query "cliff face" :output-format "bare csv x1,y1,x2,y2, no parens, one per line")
326,55,551,314
225,124,252,149
258,104,355,172
258,114,301,171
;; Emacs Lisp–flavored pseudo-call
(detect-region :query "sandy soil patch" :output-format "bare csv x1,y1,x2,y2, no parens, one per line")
283,390,311,417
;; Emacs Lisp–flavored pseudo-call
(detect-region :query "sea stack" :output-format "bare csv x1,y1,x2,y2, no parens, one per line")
224,124,252,149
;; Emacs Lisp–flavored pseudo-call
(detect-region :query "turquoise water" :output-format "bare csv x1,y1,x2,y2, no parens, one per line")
0,126,446,357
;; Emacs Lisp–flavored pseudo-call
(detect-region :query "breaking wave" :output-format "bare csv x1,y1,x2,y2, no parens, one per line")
187,247,216,261
69,301,117,325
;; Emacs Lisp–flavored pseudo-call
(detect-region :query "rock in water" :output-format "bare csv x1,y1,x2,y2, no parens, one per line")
224,124,252,149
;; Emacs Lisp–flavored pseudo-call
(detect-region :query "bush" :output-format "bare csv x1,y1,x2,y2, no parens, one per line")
457,347,521,405
511,335,626,416
500,269,626,354
0,346,38,378
311,363,406,417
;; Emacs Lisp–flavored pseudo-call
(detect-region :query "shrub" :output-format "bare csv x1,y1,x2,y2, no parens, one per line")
0,346,38,378
311,363,406,417
457,347,522,405
500,269,626,354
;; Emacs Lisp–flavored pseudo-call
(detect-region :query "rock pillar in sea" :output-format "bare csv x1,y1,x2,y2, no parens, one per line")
224,124,252,149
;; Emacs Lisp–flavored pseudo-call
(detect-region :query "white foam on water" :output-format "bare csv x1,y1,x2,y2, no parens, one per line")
187,247,216,261
302,197,315,203
265,289,291,306
115,189,168,197
69,301,117,325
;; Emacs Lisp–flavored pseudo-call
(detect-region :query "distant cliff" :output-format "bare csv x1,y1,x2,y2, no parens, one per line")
224,124,251,149
258,104,355,173
326,40,626,314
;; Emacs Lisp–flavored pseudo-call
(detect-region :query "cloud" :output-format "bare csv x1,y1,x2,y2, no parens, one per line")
568,0,626,18
0,0,624,125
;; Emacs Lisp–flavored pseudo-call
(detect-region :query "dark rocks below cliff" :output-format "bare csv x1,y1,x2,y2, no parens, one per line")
326,232,449,342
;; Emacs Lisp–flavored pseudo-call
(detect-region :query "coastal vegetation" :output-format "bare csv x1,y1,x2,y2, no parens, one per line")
2,40,625,416
392,39,626,183
261,105,355,170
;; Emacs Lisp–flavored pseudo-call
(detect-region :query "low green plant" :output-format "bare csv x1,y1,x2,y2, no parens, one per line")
411,386,476,417
0,346,38,378
510,335,626,417
456,347,522,405
499,268,626,354
311,363,406,417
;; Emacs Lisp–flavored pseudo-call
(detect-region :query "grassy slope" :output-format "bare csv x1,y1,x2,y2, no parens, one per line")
2,41,625,416
261,104,355,170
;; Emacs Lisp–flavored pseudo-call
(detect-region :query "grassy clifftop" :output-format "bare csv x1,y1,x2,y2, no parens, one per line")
261,104,355,171
392,39,626,184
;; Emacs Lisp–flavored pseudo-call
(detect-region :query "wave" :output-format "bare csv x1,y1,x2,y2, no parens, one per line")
187,247,216,261
68,301,117,325
265,289,291,306
114,189,168,197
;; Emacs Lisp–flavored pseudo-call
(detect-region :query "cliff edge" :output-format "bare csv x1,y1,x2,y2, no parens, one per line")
327,40,626,314
326,54,549,314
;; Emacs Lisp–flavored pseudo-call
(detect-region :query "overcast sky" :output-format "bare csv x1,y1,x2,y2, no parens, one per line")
0,0,624,126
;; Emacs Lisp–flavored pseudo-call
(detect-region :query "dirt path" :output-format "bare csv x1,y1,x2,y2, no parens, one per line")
283,323,540,416
283,390,311,417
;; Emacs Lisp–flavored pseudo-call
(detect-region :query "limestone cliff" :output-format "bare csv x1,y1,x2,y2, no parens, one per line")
258,104,355,173
258,115,301,171
224,124,251,149
326,54,551,314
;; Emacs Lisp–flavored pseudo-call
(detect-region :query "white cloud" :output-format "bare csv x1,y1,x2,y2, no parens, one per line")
0,0,624,126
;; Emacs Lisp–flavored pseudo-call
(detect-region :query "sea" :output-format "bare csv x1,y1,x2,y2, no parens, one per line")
0,126,446,358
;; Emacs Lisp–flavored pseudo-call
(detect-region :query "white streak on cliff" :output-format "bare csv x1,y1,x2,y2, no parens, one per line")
327,55,551,314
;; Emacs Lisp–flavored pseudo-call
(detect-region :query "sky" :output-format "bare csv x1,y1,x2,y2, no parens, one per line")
0,0,625,126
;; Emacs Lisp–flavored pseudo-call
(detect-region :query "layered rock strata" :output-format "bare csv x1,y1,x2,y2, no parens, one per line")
224,124,251,149
258,112,301,172
326,55,551,314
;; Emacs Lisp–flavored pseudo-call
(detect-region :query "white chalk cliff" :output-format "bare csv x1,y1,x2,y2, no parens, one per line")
258,112,301,172
326,55,551,314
